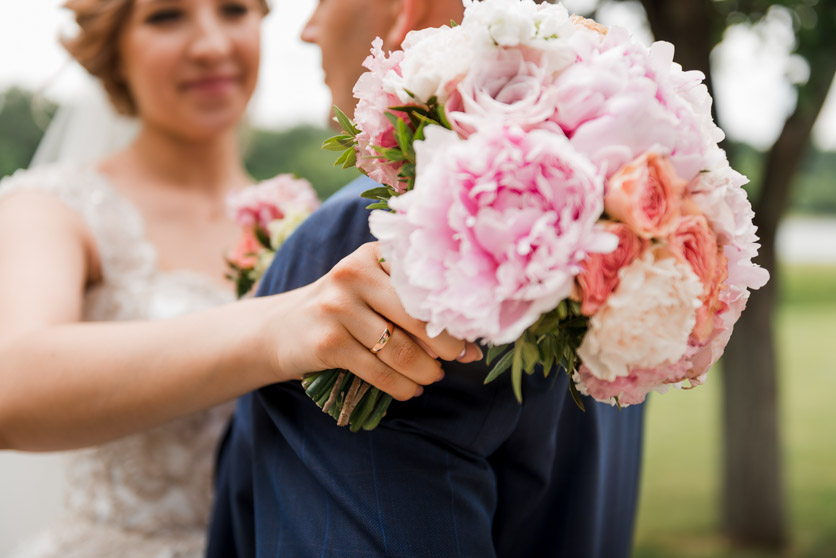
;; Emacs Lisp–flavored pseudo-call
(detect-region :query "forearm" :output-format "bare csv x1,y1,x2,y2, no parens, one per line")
0,296,276,451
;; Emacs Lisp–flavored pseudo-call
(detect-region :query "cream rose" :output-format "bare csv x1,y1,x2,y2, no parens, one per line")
577,245,703,381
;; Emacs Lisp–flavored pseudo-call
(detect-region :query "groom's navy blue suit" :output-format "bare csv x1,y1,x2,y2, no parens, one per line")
207,176,646,558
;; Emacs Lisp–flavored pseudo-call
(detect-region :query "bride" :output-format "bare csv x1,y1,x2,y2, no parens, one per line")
0,0,479,556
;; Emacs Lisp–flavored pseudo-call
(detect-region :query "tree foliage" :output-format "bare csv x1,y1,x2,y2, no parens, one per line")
0,88,56,178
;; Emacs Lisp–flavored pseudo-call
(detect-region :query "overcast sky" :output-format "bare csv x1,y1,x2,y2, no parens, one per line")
1,0,834,151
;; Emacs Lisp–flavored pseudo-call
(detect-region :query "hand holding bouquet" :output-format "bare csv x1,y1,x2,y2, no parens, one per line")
226,175,320,298
315,0,768,429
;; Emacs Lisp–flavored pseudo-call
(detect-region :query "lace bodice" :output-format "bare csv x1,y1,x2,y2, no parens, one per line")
0,163,237,557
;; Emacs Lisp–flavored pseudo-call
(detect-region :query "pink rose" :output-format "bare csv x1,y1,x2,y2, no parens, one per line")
369,125,613,344
353,38,409,190
576,221,648,316
669,213,728,342
446,47,561,138
605,152,685,239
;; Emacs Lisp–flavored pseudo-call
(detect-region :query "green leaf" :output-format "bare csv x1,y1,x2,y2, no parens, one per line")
394,118,412,156
511,342,524,403
436,103,453,130
235,274,255,299
333,105,359,135
399,162,416,179
486,343,510,366
534,312,563,336
521,340,540,375
341,148,357,169
568,375,586,412
372,145,407,161
389,105,432,118
557,300,569,320
361,187,393,200
484,349,514,384
413,120,428,142
254,225,272,249
542,335,557,377
322,135,355,151
385,112,401,129
564,345,576,375
334,148,353,168
365,202,391,211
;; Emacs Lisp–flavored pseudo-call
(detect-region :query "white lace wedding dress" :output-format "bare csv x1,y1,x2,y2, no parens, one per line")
0,162,236,558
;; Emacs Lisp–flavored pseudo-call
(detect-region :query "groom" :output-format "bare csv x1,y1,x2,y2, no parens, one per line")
208,1,645,557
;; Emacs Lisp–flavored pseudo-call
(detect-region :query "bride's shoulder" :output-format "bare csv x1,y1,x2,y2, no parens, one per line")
0,161,98,198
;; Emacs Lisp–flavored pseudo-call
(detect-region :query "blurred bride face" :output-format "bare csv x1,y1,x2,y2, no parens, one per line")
118,0,263,141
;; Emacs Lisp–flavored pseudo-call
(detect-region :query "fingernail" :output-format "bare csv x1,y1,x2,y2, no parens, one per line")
473,345,484,361
436,370,445,382
458,345,467,359
415,385,424,397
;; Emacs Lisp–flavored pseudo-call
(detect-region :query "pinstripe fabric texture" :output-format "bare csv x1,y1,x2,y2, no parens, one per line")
208,176,645,558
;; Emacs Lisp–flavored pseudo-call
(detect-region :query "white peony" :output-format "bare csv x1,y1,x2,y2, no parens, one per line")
462,0,572,46
577,245,703,381
383,25,488,104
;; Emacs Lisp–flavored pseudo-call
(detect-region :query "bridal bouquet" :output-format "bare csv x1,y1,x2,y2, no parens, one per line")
226,175,320,298
309,0,768,430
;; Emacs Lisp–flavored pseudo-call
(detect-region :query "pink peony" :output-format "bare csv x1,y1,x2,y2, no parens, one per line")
574,359,689,406
553,27,708,181
575,221,648,316
446,47,563,138
577,245,703,382
353,38,409,190
369,125,614,344
605,152,686,239
226,174,319,231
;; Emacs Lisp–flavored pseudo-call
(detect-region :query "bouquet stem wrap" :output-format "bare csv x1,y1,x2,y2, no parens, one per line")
302,370,393,432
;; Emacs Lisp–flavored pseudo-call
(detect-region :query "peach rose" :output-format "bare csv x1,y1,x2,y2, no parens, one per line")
576,222,649,316
669,214,728,342
228,227,261,270
605,152,685,239
570,14,608,35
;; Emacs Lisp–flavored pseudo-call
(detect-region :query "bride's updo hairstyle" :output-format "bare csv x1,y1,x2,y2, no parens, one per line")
61,0,270,116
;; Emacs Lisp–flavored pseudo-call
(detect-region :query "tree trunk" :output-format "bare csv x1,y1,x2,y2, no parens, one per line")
614,0,835,548
722,52,836,549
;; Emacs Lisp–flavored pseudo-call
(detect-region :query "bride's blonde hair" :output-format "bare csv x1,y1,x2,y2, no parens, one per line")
61,0,270,116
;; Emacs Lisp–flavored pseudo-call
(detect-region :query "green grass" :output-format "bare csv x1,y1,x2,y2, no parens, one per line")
633,264,836,558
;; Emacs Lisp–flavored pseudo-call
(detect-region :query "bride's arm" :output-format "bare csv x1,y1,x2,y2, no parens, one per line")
0,192,478,452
